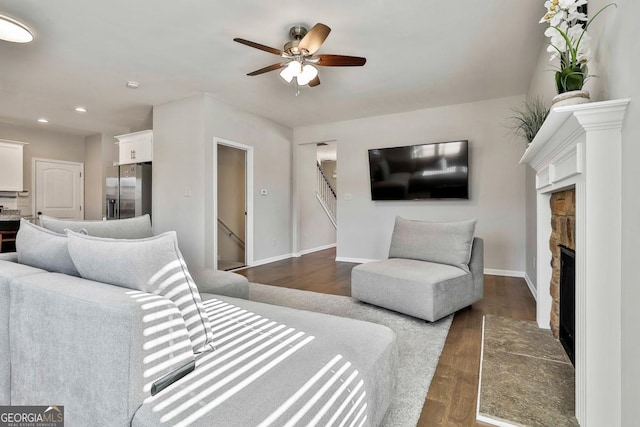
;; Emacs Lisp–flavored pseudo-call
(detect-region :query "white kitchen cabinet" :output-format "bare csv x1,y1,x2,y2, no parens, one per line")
0,140,28,191
115,130,153,164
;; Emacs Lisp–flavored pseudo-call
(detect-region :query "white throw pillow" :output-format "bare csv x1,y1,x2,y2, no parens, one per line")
66,230,214,354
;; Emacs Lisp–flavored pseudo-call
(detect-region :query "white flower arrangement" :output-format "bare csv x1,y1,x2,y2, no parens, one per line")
539,0,616,94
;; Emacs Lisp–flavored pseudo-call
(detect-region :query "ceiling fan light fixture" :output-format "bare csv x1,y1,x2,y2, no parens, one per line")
297,64,318,86
0,14,34,43
280,61,301,84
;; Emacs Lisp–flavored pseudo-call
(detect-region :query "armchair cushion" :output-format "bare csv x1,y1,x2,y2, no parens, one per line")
388,217,476,272
66,230,214,354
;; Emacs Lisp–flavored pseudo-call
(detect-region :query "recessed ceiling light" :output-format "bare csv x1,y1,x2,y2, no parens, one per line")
0,14,34,43
37,118,48,123
126,81,140,89
74,106,87,113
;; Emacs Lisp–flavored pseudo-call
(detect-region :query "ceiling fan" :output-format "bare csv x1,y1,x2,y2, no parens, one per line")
234,23,366,89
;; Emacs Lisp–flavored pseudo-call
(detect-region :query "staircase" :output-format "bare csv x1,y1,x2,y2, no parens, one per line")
217,218,245,270
316,162,337,228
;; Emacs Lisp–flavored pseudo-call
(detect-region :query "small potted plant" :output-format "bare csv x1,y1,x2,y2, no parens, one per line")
509,97,550,144
540,0,616,106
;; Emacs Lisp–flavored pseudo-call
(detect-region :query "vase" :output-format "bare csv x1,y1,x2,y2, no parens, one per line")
551,90,591,107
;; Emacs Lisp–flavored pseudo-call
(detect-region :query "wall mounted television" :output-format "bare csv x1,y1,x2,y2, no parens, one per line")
368,140,469,200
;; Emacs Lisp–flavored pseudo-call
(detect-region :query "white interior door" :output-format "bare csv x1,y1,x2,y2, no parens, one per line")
34,159,84,220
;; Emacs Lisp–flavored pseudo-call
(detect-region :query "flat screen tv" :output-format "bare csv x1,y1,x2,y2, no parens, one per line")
368,140,469,200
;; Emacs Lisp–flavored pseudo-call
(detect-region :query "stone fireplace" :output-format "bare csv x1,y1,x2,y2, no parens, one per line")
549,189,576,339
520,99,629,426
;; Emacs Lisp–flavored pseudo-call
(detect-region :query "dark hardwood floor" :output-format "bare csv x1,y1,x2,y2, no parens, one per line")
237,248,536,426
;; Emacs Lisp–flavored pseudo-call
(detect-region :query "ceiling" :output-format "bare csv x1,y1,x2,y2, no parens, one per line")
0,1,545,137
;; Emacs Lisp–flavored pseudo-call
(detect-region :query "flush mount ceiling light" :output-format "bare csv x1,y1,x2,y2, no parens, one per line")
37,118,48,123
74,106,87,113
126,81,140,89
0,14,34,43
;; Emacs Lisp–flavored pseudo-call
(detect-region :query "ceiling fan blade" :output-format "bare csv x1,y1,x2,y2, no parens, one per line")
315,54,367,67
308,76,321,87
247,63,286,76
233,38,283,56
298,23,331,55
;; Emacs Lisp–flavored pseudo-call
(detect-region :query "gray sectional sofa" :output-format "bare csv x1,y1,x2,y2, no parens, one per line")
0,216,398,426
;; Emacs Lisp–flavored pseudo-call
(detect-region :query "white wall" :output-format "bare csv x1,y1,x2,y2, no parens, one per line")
100,132,118,218
153,94,293,268
0,122,86,216
526,1,640,422
524,45,560,289
152,95,206,264
297,143,336,253
294,96,528,271
84,134,102,219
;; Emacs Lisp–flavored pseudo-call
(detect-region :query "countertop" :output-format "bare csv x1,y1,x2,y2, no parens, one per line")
0,210,30,221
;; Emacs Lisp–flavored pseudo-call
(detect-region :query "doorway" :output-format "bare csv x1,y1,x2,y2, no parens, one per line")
214,138,254,271
294,141,337,255
33,158,84,220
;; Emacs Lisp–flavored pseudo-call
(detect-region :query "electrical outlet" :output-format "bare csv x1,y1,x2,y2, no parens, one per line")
184,187,192,197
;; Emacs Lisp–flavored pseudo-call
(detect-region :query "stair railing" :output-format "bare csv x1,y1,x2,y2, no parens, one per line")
316,162,337,227
217,218,245,250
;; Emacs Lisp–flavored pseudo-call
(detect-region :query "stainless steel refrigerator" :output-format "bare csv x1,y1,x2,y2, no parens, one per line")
105,163,152,220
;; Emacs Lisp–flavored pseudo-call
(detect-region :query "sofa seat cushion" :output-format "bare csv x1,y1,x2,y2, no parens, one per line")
0,253,18,263
189,267,250,299
351,258,473,322
133,293,398,427
40,214,153,239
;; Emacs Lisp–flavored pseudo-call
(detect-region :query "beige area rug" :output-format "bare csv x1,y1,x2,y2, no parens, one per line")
477,315,578,427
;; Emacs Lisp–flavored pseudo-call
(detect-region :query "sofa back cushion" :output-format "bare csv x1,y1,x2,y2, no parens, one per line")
388,217,477,272
66,230,214,354
40,214,153,239
15,219,80,276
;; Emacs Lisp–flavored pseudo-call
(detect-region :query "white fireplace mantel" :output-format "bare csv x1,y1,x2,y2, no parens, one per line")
520,98,630,426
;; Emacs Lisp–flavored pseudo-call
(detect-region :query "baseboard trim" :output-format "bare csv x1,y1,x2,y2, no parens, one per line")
483,268,525,278
335,257,378,264
524,273,537,301
294,243,336,257
250,253,294,267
